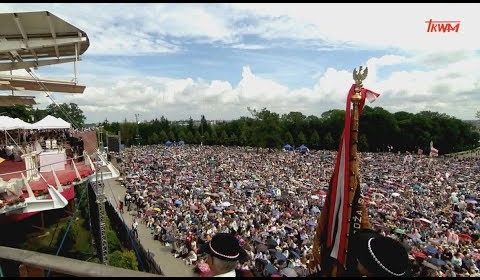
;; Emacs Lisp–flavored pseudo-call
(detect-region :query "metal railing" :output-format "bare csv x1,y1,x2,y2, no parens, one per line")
0,246,159,277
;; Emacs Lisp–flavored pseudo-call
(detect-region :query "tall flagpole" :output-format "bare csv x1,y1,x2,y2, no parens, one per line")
344,67,371,266
308,67,373,276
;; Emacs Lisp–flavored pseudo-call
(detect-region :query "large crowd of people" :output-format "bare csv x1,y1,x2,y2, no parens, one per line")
115,145,480,277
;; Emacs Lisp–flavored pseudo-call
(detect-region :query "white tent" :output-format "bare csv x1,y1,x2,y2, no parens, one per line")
54,116,71,128
0,116,35,130
31,115,71,129
0,116,20,130
14,118,33,129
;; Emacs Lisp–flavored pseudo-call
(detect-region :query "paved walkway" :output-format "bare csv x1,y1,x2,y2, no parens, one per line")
103,178,198,277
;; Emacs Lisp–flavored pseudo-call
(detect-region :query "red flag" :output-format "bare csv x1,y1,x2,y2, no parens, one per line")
311,84,378,274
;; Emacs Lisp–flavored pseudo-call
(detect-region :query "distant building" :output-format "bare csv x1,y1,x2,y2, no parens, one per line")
171,120,227,126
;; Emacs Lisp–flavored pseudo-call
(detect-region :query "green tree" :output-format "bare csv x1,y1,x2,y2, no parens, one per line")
0,104,33,122
158,130,168,143
209,129,218,145
46,103,86,127
120,119,136,147
194,130,202,144
323,132,334,150
159,116,170,131
239,129,248,146
107,230,122,253
168,130,176,141
284,131,294,145
248,107,283,149
56,224,77,256
220,130,228,145
203,131,210,145
108,250,138,271
309,130,320,149
360,107,399,152
229,133,238,146
148,132,159,144
199,115,211,135
297,131,306,146
358,134,369,152
187,117,195,133
185,131,194,144
63,103,478,153
177,130,186,142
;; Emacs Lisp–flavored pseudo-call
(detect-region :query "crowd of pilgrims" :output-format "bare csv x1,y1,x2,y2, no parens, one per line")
115,144,480,277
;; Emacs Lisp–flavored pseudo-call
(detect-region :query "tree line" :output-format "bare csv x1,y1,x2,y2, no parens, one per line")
102,107,480,155
2,104,478,154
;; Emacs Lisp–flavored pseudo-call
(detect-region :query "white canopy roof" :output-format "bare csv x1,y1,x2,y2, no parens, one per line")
14,118,33,130
0,116,17,130
0,116,32,130
31,115,71,129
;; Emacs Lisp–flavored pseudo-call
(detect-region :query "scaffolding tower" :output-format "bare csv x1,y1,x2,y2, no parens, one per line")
94,162,109,265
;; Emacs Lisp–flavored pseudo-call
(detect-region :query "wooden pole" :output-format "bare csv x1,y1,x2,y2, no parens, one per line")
343,67,371,271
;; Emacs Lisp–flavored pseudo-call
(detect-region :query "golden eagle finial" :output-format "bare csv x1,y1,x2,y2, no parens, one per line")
353,66,368,87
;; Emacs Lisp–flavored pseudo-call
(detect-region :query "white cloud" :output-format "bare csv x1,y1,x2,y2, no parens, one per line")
229,3,480,52
1,4,479,122
0,3,236,55
49,52,477,122
231,44,267,50
1,3,478,54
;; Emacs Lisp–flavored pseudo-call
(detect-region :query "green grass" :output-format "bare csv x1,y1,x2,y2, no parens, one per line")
22,216,94,258
21,187,138,269
72,217,94,254
22,217,69,252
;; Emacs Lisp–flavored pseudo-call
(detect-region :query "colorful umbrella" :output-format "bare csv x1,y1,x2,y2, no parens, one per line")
428,258,446,267
274,251,287,262
424,245,438,255
417,218,432,224
458,233,471,240
411,250,427,259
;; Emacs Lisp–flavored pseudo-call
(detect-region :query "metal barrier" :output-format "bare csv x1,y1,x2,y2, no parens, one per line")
0,246,158,277
103,201,163,275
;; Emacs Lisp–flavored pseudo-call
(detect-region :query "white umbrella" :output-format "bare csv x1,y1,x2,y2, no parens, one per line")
417,218,432,224
221,201,231,207
391,192,400,197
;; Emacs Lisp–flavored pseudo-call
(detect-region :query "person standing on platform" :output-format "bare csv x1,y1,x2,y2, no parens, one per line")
132,219,139,239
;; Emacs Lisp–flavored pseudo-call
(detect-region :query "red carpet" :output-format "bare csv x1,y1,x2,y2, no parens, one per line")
0,160,26,181
1,159,93,202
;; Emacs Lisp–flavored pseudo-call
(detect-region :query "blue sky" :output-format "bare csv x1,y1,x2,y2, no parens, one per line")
0,3,479,122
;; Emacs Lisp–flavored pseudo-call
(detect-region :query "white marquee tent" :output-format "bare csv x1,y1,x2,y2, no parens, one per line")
0,115,71,130
0,116,32,130
14,118,33,130
30,115,71,129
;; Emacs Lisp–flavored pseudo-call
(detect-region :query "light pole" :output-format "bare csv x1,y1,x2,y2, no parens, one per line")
135,114,140,146
97,125,104,152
